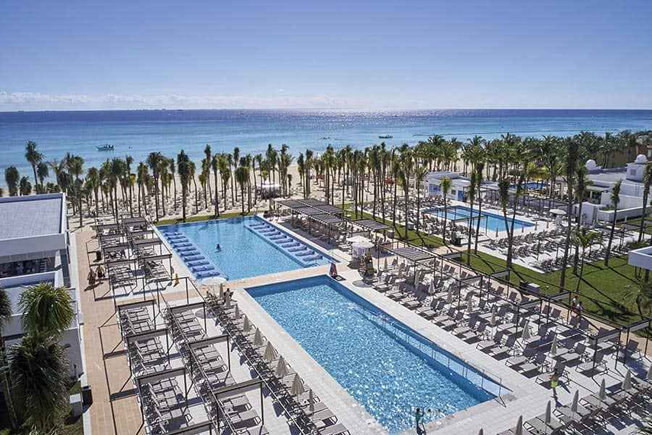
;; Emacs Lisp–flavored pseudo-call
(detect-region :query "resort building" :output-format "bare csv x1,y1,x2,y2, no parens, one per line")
577,155,651,223
0,193,84,376
424,171,471,201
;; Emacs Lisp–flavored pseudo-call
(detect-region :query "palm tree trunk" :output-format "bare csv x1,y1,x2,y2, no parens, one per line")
474,194,483,254
605,210,618,266
213,171,220,217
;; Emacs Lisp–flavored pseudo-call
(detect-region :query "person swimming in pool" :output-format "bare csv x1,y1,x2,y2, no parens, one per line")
216,244,221,251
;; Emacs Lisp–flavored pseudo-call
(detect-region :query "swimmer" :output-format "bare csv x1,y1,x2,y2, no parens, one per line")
216,244,221,251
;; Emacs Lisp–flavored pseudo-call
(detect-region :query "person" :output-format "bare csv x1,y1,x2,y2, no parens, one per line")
97,265,105,280
577,301,584,318
571,295,578,315
87,269,96,287
415,408,425,435
216,244,221,251
330,263,338,278
550,369,559,399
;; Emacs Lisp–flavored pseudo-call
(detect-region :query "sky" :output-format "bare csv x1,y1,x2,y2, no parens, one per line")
1,0,652,111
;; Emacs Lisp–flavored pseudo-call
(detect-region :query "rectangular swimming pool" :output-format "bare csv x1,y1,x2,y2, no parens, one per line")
248,276,501,434
425,205,534,232
159,217,332,281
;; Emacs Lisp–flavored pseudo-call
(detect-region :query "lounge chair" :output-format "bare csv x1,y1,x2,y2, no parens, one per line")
576,352,607,375
317,423,349,435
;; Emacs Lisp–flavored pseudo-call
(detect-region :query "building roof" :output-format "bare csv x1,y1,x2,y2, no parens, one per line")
0,194,64,240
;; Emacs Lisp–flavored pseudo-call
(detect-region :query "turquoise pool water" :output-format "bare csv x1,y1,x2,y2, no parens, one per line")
159,217,331,280
425,205,534,232
248,276,499,434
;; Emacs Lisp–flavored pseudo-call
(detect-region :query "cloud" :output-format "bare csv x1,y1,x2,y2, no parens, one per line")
0,90,380,111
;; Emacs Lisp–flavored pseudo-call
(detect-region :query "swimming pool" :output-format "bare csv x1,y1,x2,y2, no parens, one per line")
248,276,500,434
425,205,534,232
159,217,332,280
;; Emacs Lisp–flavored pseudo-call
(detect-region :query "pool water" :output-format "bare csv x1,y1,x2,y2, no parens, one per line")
248,276,498,434
425,206,534,232
160,217,331,280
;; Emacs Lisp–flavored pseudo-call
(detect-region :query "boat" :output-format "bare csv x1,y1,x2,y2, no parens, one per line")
378,135,393,139
96,144,115,151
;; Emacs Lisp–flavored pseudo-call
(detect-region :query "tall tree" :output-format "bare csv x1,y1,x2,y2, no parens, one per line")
441,176,452,247
24,141,43,191
466,171,478,263
19,283,75,336
572,228,601,292
177,151,191,222
604,180,622,267
36,162,49,192
235,165,250,215
4,166,20,196
211,154,220,217
559,138,580,290
474,162,485,254
146,152,163,221
639,163,652,243
67,155,85,226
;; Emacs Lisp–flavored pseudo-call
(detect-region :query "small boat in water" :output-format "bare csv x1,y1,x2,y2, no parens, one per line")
96,144,115,151
378,135,393,139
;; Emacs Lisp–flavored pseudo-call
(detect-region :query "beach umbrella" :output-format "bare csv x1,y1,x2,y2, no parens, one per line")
467,296,474,313
623,369,632,391
253,328,263,347
571,390,580,414
446,286,453,304
275,356,289,377
291,374,305,396
243,315,251,333
383,257,388,271
477,430,484,435
647,364,652,381
599,379,607,400
521,321,531,341
219,284,224,299
550,335,558,356
309,389,315,418
264,341,277,363
429,278,436,295
225,292,231,309
490,305,497,327
514,416,523,435
544,401,552,425
234,304,240,319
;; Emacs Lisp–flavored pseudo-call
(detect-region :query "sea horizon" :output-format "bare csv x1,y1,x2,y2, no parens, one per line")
2,108,652,187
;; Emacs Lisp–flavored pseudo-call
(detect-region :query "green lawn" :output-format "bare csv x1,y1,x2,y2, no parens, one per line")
340,202,648,329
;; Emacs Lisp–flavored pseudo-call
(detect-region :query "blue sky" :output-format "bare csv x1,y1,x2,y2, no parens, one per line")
1,0,651,110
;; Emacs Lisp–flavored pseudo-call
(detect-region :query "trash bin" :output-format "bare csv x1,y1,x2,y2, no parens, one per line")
81,385,93,405
95,251,102,262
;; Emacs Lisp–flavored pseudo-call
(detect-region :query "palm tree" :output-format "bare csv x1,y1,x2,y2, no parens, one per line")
36,162,49,193
414,165,428,235
559,138,581,290
572,228,601,292
177,151,191,222
8,332,70,433
19,177,32,196
204,144,212,204
125,155,134,217
604,180,622,267
137,162,148,216
466,171,478,263
19,283,75,336
498,179,514,267
189,160,198,215
0,286,17,428
67,155,85,226
639,163,652,243
211,154,220,217
441,176,452,246
235,165,249,215
625,279,652,319
474,162,485,254
86,167,101,217
572,166,590,274
24,141,43,191
4,166,20,196
146,152,163,221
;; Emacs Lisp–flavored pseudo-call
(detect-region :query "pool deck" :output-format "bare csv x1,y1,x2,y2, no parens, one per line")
76,215,651,435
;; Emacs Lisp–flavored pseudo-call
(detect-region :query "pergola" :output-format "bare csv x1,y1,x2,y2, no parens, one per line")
388,246,436,263
354,219,389,232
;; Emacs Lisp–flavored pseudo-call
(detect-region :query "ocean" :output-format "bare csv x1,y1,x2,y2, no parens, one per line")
2,109,652,185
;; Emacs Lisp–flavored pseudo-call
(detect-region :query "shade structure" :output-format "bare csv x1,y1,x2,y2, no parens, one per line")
647,364,652,381
514,415,523,435
264,341,277,362
243,315,251,333
550,335,558,356
623,369,632,391
275,356,289,378
354,219,390,232
234,304,240,319
253,328,263,347
202,276,225,287
544,401,552,425
599,379,607,400
571,390,579,413
389,246,435,263
291,374,305,396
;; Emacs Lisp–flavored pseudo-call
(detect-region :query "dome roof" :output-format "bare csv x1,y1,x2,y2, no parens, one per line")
585,159,597,171
635,154,648,164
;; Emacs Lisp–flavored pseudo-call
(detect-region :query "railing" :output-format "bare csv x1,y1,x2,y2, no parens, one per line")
358,308,504,398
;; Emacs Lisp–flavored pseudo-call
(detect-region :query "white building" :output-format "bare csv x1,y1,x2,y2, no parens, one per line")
0,193,83,377
424,171,471,201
